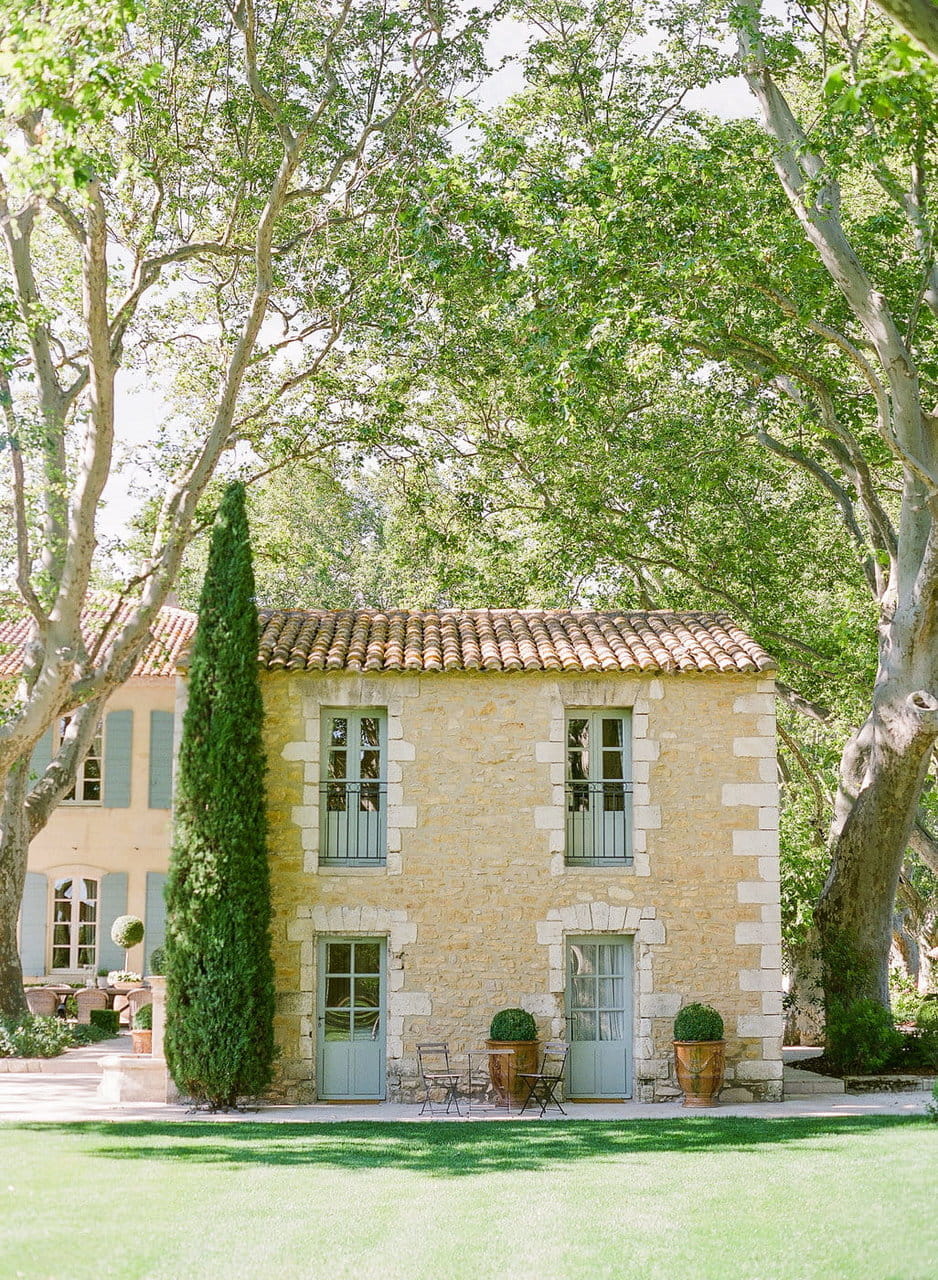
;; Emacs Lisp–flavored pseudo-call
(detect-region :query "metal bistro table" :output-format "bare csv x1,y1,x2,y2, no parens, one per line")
466,1047,515,1118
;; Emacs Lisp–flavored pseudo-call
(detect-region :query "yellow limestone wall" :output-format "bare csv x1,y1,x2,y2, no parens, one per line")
263,669,783,1103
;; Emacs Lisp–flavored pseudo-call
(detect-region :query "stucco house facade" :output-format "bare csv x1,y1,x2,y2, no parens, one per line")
2,599,197,982
257,607,784,1105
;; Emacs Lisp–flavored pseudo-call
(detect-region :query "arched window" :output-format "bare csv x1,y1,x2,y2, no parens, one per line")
51,876,98,970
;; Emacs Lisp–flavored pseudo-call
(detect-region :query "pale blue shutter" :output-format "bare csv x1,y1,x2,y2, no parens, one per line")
144,872,167,971
103,710,132,808
28,727,54,793
20,872,48,976
148,711,174,809
97,872,128,970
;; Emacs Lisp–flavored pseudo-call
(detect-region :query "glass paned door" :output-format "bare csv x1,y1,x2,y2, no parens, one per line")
566,712,632,864
51,877,98,970
321,711,387,863
566,937,632,1098
317,937,386,1099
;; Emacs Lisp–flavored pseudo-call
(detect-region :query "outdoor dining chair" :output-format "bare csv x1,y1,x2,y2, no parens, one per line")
518,1041,568,1117
416,1042,463,1117
24,988,59,1017
75,988,109,1024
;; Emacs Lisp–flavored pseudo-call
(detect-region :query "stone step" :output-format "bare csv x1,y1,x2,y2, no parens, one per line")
782,1064,845,1097
0,1035,130,1076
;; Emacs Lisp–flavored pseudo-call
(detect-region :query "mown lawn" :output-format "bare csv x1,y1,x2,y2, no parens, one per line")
1,1117,934,1279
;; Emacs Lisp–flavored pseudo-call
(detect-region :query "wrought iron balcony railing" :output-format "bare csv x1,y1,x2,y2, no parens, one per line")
565,781,634,866
319,780,388,865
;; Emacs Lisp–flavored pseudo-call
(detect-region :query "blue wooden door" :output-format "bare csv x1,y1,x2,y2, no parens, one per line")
566,937,632,1098
317,938,386,1100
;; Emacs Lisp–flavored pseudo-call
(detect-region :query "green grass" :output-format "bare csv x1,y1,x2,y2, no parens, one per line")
1,1118,935,1279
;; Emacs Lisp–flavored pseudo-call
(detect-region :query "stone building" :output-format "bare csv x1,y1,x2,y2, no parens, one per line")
257,607,784,1104
4,598,197,981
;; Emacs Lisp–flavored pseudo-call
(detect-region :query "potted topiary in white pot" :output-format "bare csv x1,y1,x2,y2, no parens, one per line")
673,1003,725,1107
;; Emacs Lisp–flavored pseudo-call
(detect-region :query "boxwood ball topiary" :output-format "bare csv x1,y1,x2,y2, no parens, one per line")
489,1008,538,1041
148,947,165,976
133,1004,153,1031
673,1003,724,1042
110,915,144,949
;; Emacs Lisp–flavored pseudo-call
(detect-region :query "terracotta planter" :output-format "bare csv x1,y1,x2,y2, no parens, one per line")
486,1039,539,1105
131,1029,153,1055
673,1040,725,1107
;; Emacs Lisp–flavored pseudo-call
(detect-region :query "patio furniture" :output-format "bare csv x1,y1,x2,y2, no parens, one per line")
115,986,150,1027
24,988,60,1017
416,1042,463,1117
75,987,109,1024
466,1047,515,1117
518,1041,568,1117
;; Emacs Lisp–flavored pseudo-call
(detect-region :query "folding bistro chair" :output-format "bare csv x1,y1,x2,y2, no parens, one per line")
518,1041,568,1117
417,1042,463,1117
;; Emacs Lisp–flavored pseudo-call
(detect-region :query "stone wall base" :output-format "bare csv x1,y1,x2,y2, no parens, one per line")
97,1055,173,1103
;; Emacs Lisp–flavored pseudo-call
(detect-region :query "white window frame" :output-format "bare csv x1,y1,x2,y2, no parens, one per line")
49,870,99,972
565,709,633,866
60,718,104,805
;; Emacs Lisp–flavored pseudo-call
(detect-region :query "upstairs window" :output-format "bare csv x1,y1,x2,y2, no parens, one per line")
320,710,387,865
62,719,103,804
565,710,633,866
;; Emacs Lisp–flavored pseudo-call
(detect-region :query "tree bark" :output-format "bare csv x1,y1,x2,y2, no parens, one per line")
817,679,938,1005
0,759,31,1017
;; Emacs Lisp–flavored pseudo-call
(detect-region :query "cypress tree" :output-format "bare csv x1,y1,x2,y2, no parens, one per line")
165,482,274,1108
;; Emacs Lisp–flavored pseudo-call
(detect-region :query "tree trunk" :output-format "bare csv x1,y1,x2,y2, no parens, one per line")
817,681,938,1009
0,759,31,1017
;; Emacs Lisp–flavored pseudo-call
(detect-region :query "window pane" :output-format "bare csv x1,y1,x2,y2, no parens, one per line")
572,1010,596,1041
603,782,625,812
568,718,588,749
360,717,380,748
79,900,96,924
355,942,380,974
568,782,589,813
55,879,73,899
598,977,625,1009
328,750,347,780
352,1007,379,1040
77,945,95,968
570,943,596,976
80,879,97,905
601,718,623,748
53,902,71,925
326,782,347,812
359,782,380,813
84,755,101,780
571,974,594,1009
602,750,623,781
599,1009,625,1042
53,923,70,946
326,976,351,1007
324,1009,351,1040
82,777,101,801
355,976,379,1007
330,718,348,747
360,749,380,780
52,946,70,968
326,943,351,974
78,923,96,948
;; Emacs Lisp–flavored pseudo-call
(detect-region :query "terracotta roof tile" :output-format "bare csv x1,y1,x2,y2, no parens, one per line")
255,608,776,676
0,595,197,680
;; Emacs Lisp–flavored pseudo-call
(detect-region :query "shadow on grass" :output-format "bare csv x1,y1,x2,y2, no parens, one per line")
10,1115,929,1177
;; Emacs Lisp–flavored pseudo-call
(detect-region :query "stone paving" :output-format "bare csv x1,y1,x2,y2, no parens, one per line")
0,1037,931,1123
